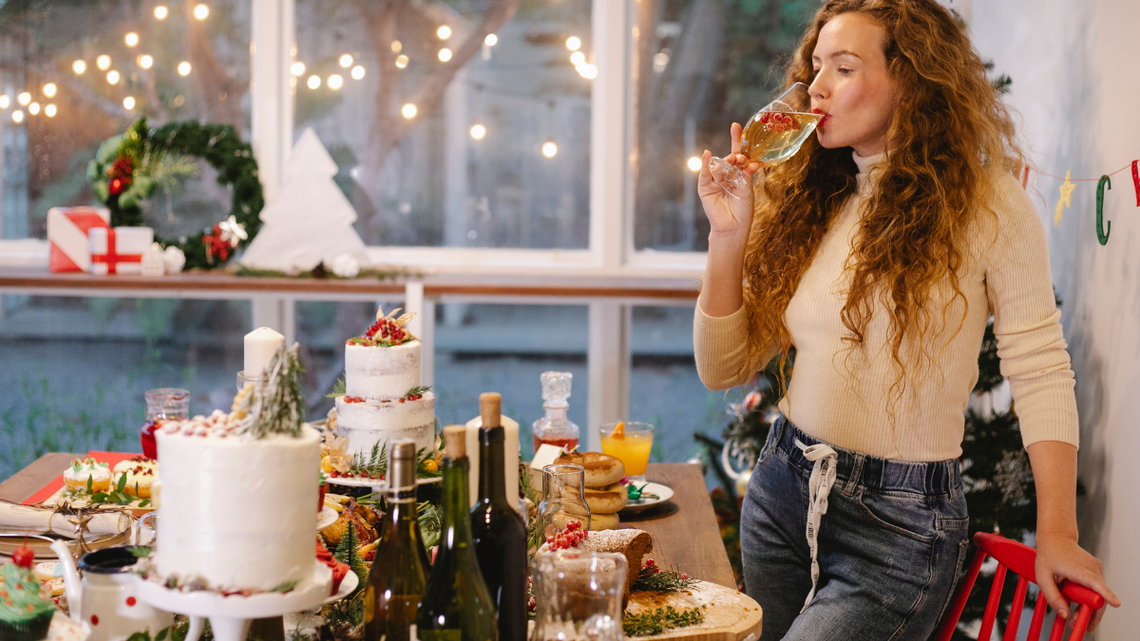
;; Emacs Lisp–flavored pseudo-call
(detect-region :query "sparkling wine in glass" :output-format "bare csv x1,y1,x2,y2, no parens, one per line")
708,82,822,198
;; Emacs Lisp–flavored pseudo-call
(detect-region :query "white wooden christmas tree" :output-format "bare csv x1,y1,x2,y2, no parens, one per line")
241,128,369,273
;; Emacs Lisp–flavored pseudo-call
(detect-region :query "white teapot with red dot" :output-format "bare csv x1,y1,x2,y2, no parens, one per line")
50,542,173,641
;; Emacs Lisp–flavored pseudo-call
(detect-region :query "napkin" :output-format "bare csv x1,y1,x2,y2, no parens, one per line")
0,503,131,538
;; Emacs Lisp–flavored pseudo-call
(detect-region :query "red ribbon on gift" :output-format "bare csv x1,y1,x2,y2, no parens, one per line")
91,229,143,274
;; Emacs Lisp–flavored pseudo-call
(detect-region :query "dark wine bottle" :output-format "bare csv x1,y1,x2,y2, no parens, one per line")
471,393,529,641
363,439,429,641
416,426,498,641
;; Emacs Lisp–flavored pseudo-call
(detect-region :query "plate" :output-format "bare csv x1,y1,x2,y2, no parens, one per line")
0,530,132,559
326,476,442,490
322,570,359,605
317,506,339,531
620,482,674,514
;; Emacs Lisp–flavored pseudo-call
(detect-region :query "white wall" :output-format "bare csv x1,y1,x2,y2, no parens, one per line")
967,0,1140,636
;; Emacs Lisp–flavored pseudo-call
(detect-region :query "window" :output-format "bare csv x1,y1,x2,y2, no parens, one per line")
293,0,592,249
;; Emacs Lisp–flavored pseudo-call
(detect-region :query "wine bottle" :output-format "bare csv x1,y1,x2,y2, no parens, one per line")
471,393,529,641
416,426,498,641
363,439,430,641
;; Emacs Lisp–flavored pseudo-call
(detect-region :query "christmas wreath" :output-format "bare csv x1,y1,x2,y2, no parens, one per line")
87,117,264,270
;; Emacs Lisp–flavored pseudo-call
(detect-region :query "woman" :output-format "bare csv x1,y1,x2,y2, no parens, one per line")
694,1,1119,638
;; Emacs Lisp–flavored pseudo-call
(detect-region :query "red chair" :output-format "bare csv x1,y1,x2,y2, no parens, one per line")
934,532,1105,641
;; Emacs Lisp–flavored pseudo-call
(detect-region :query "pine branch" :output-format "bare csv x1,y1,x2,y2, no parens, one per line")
631,562,697,593
325,378,346,399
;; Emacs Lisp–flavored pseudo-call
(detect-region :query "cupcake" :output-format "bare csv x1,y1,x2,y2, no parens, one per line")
62,457,110,493
0,546,56,641
112,457,158,498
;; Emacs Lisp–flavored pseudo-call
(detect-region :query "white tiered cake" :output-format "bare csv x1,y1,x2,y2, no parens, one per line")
334,308,436,457
153,347,320,593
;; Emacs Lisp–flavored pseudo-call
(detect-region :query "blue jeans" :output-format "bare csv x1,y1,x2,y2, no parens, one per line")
741,417,970,640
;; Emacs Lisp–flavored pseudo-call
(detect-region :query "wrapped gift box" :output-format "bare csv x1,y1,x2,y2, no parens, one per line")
89,226,154,275
47,206,110,272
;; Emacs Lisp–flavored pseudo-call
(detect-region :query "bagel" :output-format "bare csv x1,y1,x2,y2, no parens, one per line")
553,451,625,487
562,482,628,515
553,509,620,531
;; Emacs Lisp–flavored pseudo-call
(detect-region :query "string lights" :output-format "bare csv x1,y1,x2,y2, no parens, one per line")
401,103,417,119
470,124,486,140
542,141,558,158
438,48,452,62
17,92,30,106
0,96,9,109
42,83,57,98
123,97,136,110
45,104,56,117
484,34,498,47
139,55,154,69
291,61,305,76
12,110,23,123
96,55,111,70
193,4,209,20
107,70,121,85
73,60,85,74
178,61,192,76
437,26,452,40
307,75,320,89
396,55,409,69
28,103,40,116
154,5,168,20
687,157,702,172
327,74,343,90
339,54,353,68
351,65,365,80
125,32,139,47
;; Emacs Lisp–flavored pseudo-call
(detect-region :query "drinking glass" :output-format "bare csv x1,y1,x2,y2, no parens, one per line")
707,82,822,199
538,463,591,539
599,422,654,481
140,388,189,459
531,551,627,641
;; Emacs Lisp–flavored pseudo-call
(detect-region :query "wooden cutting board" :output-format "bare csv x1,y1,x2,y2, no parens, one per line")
626,580,763,641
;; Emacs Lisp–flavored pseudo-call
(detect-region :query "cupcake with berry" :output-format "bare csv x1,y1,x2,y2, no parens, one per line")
63,457,111,493
0,545,57,641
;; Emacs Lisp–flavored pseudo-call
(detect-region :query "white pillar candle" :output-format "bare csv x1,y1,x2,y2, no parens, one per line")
464,414,521,510
244,327,285,378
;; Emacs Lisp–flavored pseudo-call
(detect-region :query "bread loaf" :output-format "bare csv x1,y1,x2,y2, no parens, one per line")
539,528,653,603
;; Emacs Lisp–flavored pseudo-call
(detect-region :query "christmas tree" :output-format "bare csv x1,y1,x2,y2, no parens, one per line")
240,128,368,273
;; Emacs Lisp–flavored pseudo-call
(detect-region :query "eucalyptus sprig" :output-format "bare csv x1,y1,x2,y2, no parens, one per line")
622,605,707,636
418,501,442,549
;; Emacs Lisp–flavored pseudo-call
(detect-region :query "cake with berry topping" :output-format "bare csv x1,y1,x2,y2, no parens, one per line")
152,344,321,594
0,545,56,641
334,307,436,459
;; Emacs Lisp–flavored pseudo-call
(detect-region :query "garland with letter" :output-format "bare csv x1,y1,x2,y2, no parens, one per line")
88,117,264,270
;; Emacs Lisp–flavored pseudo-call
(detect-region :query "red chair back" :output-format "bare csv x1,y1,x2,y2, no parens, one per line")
934,532,1105,641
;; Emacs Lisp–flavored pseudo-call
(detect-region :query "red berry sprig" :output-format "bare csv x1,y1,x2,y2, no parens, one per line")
363,317,409,345
544,519,588,550
11,545,35,569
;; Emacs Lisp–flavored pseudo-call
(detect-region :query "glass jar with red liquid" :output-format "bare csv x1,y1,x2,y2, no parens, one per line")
531,371,579,452
140,388,190,459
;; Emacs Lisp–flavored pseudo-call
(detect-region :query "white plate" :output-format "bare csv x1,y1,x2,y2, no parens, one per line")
322,569,359,605
317,506,339,531
620,482,674,513
325,476,442,490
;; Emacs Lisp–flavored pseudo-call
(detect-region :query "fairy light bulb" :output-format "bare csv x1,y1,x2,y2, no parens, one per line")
291,61,305,76
28,102,40,115
107,70,121,84
154,5,168,20
339,54,353,68
123,97,136,110
484,34,498,46
401,103,417,119
97,55,111,70
395,55,408,69
17,92,31,106
470,124,486,140
307,75,320,89
193,4,209,20
351,65,365,80
42,83,57,98
0,96,10,109
138,55,154,69
542,141,558,158
437,26,452,40
391,40,402,53
438,48,452,62
688,156,702,172
566,36,581,51
12,110,23,123
570,51,585,66
327,74,343,90
73,60,86,74
178,61,191,76
45,104,56,117
125,32,139,47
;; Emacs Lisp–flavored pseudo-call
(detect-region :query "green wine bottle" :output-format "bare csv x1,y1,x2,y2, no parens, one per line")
471,393,528,641
416,425,498,641
363,439,430,641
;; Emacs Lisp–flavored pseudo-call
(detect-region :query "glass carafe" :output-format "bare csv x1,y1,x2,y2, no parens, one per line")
531,551,627,641
538,463,591,538
532,371,579,453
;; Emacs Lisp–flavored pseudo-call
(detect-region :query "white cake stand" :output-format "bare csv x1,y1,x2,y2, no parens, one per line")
132,562,332,641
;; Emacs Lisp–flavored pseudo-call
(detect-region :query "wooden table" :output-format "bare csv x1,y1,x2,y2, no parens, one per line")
1,456,736,589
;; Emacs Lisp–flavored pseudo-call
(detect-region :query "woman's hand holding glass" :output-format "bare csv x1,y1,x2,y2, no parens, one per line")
698,122,762,242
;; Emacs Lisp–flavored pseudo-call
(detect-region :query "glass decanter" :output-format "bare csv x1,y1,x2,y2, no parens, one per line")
532,371,579,453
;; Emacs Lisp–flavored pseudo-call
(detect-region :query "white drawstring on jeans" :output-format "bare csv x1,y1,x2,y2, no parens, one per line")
795,438,838,612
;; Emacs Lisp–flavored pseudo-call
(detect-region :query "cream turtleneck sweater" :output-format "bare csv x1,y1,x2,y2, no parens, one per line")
694,150,1078,461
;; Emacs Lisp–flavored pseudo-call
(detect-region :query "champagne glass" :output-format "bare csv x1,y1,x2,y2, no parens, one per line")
538,463,591,538
707,82,822,199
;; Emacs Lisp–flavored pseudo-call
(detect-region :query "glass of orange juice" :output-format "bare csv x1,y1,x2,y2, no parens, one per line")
599,421,655,481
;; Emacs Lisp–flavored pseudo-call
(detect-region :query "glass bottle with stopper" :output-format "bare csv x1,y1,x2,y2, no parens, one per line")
532,371,579,453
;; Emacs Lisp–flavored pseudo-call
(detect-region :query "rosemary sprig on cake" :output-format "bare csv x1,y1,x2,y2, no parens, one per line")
343,442,439,480
235,343,306,439
623,605,707,636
